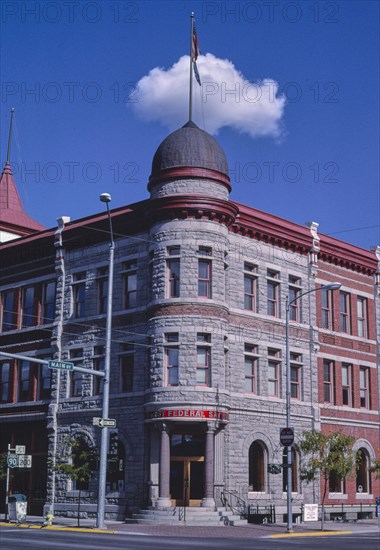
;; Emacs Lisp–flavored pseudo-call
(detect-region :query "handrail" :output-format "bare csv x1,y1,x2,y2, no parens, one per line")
218,488,248,518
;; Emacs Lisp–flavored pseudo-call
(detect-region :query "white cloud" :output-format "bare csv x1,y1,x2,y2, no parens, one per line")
130,53,286,139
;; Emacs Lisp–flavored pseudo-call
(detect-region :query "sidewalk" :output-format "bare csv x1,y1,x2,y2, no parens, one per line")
1,514,379,538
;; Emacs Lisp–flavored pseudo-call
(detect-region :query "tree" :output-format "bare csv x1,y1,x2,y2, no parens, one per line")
53,436,98,527
369,455,380,478
298,430,357,530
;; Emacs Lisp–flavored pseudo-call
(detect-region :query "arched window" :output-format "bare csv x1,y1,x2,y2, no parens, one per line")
356,448,371,494
249,441,266,492
282,448,298,493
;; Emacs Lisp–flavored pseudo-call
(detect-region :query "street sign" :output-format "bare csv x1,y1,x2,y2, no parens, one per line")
280,427,294,446
93,417,117,428
15,445,25,455
18,455,32,468
48,360,74,371
7,455,18,468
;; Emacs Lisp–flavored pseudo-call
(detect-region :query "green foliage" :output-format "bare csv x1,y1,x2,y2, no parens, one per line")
369,456,380,479
54,436,98,487
299,430,357,484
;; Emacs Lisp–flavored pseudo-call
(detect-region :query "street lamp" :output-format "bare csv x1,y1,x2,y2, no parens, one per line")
96,193,114,529
285,281,341,532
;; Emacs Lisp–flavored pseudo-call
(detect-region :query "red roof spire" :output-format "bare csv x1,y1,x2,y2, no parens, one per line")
0,109,45,240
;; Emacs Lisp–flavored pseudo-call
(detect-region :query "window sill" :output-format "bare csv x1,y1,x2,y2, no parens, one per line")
355,493,373,500
328,493,348,500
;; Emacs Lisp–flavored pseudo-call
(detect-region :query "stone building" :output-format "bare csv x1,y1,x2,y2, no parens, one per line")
0,120,379,522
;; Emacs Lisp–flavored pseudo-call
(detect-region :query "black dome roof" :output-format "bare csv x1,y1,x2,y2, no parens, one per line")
150,121,229,182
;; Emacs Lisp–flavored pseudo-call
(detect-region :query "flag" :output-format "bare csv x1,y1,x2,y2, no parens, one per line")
192,23,201,86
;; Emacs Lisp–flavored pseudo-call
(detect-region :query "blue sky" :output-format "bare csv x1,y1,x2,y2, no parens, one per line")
1,0,379,250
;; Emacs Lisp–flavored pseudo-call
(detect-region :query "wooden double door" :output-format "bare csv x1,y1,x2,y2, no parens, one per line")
170,456,204,506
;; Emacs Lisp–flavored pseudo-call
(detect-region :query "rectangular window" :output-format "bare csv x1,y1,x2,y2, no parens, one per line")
268,348,281,397
196,333,211,386
267,270,280,317
288,276,302,322
290,352,302,400
341,363,353,407
323,359,335,403
164,333,179,386
22,286,38,327
244,344,258,393
97,268,108,314
0,362,11,402
93,345,105,395
73,273,86,318
38,364,51,400
120,344,134,392
122,260,137,308
357,297,368,338
1,289,18,331
329,471,345,494
339,291,351,334
18,360,31,401
321,288,333,330
69,349,83,397
167,248,180,298
198,260,212,298
41,281,56,324
359,367,370,409
244,263,257,311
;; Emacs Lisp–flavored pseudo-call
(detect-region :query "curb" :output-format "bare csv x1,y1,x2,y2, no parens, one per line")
269,530,353,538
0,521,116,534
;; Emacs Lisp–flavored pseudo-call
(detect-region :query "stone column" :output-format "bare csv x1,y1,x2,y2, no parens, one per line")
157,423,172,508
202,422,216,508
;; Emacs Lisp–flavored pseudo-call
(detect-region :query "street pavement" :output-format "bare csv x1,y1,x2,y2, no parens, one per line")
1,514,379,538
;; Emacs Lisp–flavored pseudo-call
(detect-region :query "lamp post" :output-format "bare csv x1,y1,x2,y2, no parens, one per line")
285,281,341,532
96,193,114,529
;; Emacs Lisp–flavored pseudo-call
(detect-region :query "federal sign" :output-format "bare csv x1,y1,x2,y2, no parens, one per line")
18,455,32,468
93,417,117,428
48,360,74,371
280,427,294,446
15,445,25,455
7,455,18,468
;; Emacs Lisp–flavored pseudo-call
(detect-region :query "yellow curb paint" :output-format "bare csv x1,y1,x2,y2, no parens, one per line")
270,530,352,538
0,522,115,534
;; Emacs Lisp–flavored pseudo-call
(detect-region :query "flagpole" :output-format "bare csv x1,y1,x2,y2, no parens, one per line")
189,12,194,121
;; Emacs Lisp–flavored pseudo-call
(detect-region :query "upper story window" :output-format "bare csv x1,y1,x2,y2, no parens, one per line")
97,267,108,315
339,291,351,334
267,348,281,397
122,260,137,308
290,352,302,400
18,360,31,402
38,362,51,400
244,343,259,393
196,333,211,386
72,272,86,318
321,288,333,330
164,333,179,386
198,246,212,299
341,363,353,407
357,296,368,338
288,276,302,322
359,366,370,409
41,281,56,324
323,359,335,404
0,362,11,403
167,246,180,298
119,343,134,392
244,263,257,312
266,270,280,317
1,289,18,331
22,286,38,327
69,349,84,397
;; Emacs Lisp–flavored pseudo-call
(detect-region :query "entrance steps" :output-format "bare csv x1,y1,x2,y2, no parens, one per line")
125,506,248,526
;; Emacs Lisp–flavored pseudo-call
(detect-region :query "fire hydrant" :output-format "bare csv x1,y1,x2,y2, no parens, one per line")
42,513,54,526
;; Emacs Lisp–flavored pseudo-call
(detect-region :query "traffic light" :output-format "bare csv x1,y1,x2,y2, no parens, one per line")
108,431,118,456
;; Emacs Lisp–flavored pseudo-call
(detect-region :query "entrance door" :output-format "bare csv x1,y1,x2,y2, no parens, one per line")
170,457,204,506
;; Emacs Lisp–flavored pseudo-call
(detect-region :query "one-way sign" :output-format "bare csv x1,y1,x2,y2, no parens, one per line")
93,417,117,428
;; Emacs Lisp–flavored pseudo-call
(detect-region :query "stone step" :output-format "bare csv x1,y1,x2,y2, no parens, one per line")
127,506,247,526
